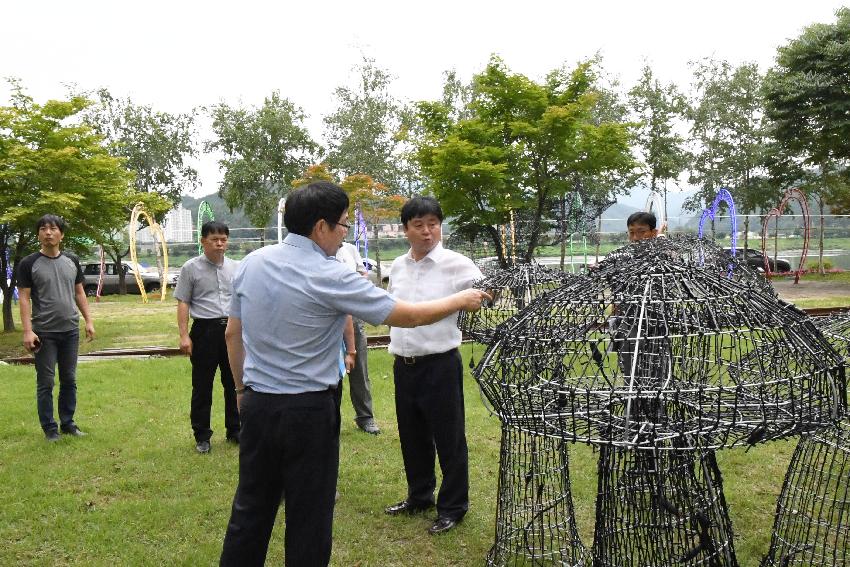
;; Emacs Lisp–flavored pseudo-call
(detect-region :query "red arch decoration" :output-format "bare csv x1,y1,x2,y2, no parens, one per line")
760,188,810,285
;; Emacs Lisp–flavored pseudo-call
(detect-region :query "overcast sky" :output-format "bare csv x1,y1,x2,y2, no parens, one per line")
2,0,847,196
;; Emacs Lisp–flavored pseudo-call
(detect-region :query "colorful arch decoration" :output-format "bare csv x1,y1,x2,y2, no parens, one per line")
644,191,667,234
277,197,287,244
698,188,738,256
197,201,215,255
128,203,169,303
761,188,810,285
354,204,369,267
4,249,18,301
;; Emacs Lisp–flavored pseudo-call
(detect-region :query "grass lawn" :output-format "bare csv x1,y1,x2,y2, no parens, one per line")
0,345,797,566
0,295,392,360
1,265,844,564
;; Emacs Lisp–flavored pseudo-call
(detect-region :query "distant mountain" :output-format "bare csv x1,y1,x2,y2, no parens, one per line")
600,202,642,232
181,192,254,229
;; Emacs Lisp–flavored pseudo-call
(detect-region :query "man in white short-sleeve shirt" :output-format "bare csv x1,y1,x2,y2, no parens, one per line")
384,196,482,536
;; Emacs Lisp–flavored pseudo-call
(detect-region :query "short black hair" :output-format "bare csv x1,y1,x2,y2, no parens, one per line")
400,196,443,227
626,211,656,230
201,221,229,238
36,214,66,234
284,182,350,237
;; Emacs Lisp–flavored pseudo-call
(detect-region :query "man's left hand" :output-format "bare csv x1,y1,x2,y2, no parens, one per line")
344,353,356,374
85,322,96,342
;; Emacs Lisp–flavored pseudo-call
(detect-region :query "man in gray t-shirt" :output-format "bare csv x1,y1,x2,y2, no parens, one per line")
18,214,95,441
174,221,240,454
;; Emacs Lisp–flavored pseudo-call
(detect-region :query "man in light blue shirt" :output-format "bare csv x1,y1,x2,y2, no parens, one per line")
219,182,490,567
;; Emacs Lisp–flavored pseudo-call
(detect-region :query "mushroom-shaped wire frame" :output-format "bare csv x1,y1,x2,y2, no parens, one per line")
486,426,587,567
459,262,575,344
474,237,846,450
592,442,739,566
761,419,850,566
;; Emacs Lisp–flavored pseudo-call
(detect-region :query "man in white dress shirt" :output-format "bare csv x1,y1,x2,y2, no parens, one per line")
335,242,381,434
384,196,483,535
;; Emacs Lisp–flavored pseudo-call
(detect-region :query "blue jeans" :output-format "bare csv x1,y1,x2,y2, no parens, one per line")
34,329,80,433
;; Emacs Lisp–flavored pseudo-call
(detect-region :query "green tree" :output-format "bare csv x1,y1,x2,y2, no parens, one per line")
82,89,195,292
764,7,850,273
340,174,406,285
685,59,775,247
686,58,735,226
323,57,415,194
568,75,640,265
415,57,635,266
291,164,405,284
0,84,135,330
628,64,689,219
207,92,319,245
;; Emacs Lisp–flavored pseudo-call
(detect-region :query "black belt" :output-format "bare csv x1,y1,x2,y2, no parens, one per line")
396,348,457,366
194,317,228,326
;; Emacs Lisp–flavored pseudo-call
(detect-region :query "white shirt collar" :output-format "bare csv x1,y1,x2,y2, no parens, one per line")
405,241,446,264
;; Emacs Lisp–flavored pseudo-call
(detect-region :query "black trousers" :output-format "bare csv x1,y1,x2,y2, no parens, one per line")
393,348,469,521
190,319,240,442
220,388,340,567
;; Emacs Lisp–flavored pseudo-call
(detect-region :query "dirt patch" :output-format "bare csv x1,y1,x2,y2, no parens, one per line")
771,276,850,302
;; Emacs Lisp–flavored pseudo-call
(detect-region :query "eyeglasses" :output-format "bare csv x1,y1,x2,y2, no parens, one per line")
336,221,351,231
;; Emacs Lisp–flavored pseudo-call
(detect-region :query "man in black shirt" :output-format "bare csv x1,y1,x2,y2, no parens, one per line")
18,214,95,441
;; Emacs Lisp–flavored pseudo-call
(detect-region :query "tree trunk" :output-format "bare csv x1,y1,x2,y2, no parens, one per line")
2,291,13,332
373,225,382,287
0,233,12,331
595,215,602,264
559,196,566,270
742,215,750,253
3,234,28,331
818,194,825,275
486,225,505,268
113,248,130,295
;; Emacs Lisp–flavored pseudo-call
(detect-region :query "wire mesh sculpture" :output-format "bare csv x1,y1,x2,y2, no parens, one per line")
646,190,667,234
698,188,738,261
197,200,215,254
474,235,845,450
460,262,575,344
461,261,584,565
473,236,846,567
128,203,169,303
487,426,587,567
813,312,850,363
593,442,738,566
761,187,811,284
761,419,850,566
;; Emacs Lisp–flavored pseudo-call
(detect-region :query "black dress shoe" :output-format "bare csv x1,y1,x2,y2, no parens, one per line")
429,516,460,535
384,499,434,516
196,440,211,454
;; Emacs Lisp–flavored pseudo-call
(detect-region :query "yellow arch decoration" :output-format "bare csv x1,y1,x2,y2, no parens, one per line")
128,203,169,303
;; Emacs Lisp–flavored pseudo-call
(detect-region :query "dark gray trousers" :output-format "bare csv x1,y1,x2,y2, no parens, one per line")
347,319,375,425
34,329,80,433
